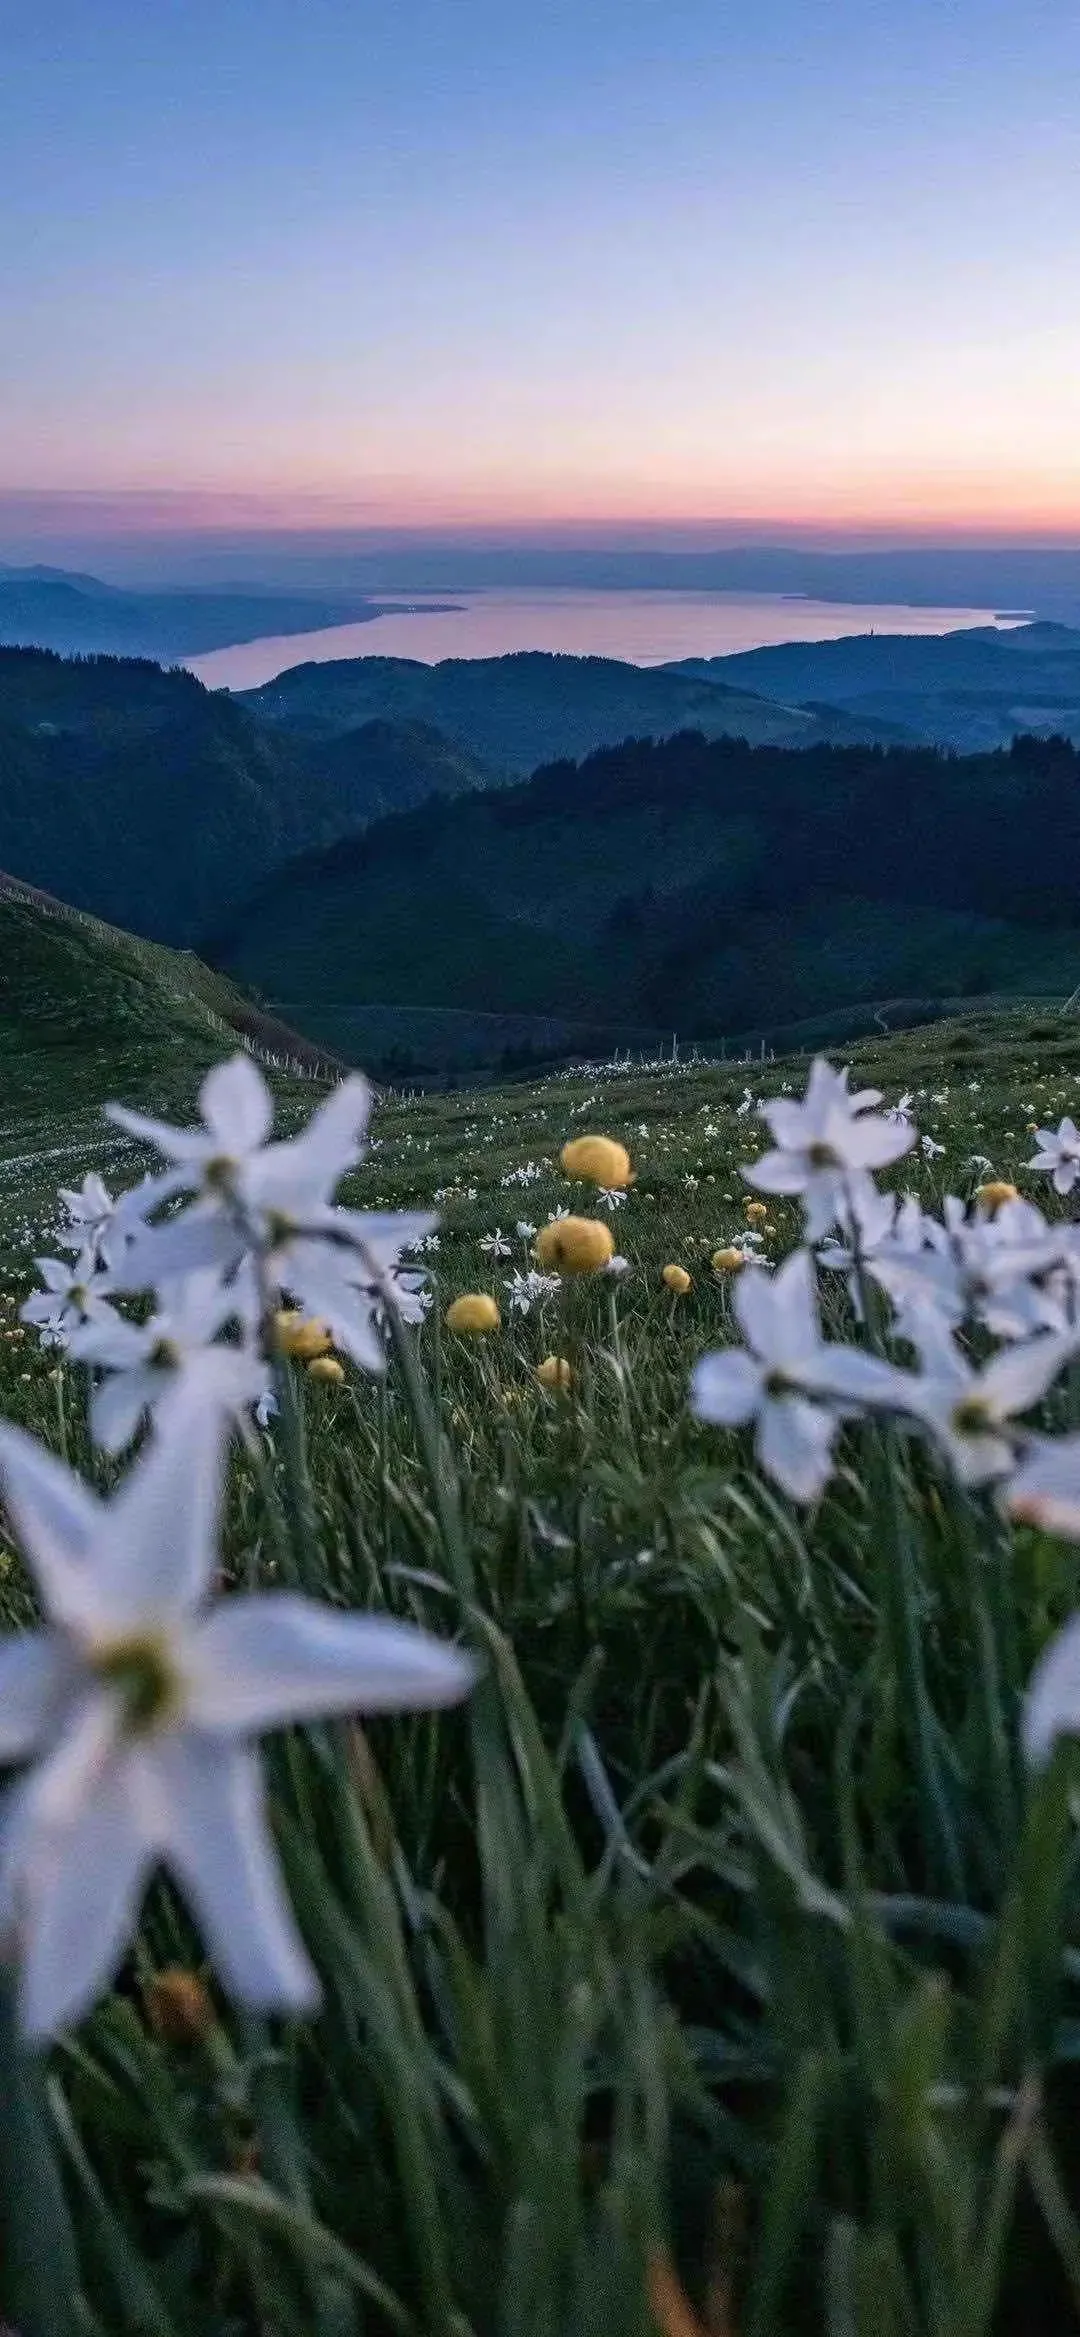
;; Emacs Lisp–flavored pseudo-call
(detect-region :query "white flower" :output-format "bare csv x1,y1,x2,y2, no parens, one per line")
597,1187,627,1209
109,1058,432,1372
746,1058,915,1241
921,1136,946,1161
605,1254,632,1277
903,1313,1075,1485
886,1092,915,1124
1006,1434,1080,1540
66,1272,265,1454
54,1172,145,1269
1020,1598,1080,1765
504,1268,561,1315
0,1395,475,2038
479,1230,512,1258
690,1248,898,1503
1028,1117,1080,1196
515,1221,537,1240
20,1250,115,1349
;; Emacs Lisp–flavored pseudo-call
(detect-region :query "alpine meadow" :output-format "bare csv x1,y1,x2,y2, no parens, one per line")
9,0,1080,2328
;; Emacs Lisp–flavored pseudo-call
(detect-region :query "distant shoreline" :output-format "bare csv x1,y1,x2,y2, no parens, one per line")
185,585,1021,691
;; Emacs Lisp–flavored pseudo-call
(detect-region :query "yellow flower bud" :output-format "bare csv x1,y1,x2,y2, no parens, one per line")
535,1216,615,1274
273,1309,333,1360
536,1354,573,1391
145,1967,216,2047
560,1134,634,1189
744,1200,769,1226
445,1292,501,1333
662,1264,692,1294
307,1355,345,1384
712,1246,747,1273
976,1180,1019,1214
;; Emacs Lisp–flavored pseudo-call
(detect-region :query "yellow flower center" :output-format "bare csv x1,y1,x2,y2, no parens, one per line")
91,1631,182,1735
952,1395,992,1435
203,1155,238,1193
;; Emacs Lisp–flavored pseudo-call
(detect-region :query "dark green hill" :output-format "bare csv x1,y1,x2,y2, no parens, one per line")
0,649,492,944
213,728,1080,1077
237,648,893,768
667,622,1080,753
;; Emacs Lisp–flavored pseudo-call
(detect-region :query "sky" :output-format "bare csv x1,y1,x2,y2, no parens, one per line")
3,0,1080,545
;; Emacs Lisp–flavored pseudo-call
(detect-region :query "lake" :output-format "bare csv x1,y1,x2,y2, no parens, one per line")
186,586,1022,690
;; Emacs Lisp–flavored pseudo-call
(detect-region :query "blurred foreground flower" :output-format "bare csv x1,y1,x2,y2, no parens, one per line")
0,1393,475,2038
560,1134,634,1188
535,1216,615,1275
536,1355,573,1391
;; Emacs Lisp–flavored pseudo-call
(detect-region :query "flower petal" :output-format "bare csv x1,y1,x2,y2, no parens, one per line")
1023,1610,1080,1766
0,1423,104,1631
188,1596,477,1733
200,1054,274,1151
757,1394,837,1504
6,1762,153,2039
95,1385,229,1624
0,1632,66,1762
155,1739,319,2013
690,1349,763,1426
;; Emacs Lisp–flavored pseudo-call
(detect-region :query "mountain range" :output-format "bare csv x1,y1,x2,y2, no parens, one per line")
7,631,1080,1083
0,564,429,658
665,619,1080,753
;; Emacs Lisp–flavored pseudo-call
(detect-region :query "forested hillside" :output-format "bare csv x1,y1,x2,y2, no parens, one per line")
214,727,1080,1072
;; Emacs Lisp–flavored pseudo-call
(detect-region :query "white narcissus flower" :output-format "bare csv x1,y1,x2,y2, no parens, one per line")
504,1268,561,1315
904,1311,1076,1485
691,1248,901,1503
745,1058,915,1241
54,1171,140,1269
66,1271,265,1454
1028,1117,1080,1196
0,1395,475,2039
20,1250,115,1348
108,1056,433,1371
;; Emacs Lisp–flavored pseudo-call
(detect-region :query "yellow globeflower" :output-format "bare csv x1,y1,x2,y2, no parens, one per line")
307,1355,345,1384
712,1246,746,1273
145,1966,216,2047
744,1200,769,1227
560,1134,634,1189
535,1216,615,1274
976,1180,1019,1214
273,1309,333,1360
536,1354,573,1391
662,1264,692,1294
445,1292,501,1334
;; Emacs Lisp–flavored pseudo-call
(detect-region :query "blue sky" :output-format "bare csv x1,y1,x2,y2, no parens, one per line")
3,0,1079,535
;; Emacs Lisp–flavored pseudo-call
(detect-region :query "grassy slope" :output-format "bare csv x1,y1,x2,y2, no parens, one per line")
0,877,337,1279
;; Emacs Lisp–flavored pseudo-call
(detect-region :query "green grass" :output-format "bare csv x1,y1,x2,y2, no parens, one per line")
8,948,1080,2332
